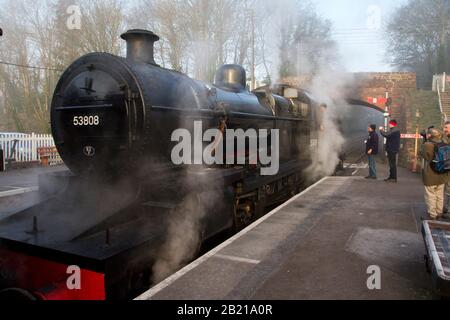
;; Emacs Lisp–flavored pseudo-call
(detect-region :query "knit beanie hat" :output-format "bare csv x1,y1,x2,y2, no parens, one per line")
389,120,398,127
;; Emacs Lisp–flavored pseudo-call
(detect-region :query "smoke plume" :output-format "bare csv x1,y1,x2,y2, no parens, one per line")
151,172,224,283
304,62,354,181
274,45,355,181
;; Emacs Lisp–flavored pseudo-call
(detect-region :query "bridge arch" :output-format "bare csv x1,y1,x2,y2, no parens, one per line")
346,99,384,113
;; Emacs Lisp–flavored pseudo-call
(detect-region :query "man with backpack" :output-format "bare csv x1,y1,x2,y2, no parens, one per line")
380,120,401,182
443,122,450,217
422,128,449,220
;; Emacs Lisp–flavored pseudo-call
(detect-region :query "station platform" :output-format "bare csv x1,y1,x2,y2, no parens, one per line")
137,165,434,300
0,165,66,190
0,165,66,219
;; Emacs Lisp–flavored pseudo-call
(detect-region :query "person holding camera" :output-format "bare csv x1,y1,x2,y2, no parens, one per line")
380,120,401,183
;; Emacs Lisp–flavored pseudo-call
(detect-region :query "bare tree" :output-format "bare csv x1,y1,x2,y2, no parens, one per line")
0,0,58,132
277,2,334,78
129,0,316,85
0,0,128,132
386,0,450,88
129,0,191,72
0,0,335,132
79,0,126,54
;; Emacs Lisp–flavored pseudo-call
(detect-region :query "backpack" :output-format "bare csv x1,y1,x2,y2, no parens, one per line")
431,142,450,174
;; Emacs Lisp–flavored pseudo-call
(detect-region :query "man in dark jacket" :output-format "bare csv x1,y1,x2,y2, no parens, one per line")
365,124,379,179
380,120,401,182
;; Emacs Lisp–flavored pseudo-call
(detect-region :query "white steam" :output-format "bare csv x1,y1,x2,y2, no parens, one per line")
295,47,354,181
151,191,205,283
151,152,225,283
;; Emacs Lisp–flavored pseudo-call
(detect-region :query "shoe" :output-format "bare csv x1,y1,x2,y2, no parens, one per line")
385,178,397,183
364,176,376,179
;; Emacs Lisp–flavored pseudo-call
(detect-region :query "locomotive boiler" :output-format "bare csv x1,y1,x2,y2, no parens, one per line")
0,30,315,300
51,30,310,175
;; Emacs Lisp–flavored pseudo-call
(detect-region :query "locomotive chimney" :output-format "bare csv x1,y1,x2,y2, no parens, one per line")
120,29,159,65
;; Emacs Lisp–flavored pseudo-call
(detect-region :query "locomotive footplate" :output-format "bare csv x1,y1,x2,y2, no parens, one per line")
0,175,173,300
0,166,238,300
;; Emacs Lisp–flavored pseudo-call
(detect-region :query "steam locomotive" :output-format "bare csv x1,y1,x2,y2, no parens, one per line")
0,30,319,300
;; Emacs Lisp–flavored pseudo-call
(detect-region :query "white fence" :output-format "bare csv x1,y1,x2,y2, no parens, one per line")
0,133,61,163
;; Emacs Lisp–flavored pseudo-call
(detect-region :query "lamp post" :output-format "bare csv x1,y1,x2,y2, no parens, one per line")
412,109,421,173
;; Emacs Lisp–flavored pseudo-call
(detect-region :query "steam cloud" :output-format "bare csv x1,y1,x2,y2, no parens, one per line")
151,88,225,284
277,45,354,181
151,192,203,283
151,172,224,283
305,64,354,181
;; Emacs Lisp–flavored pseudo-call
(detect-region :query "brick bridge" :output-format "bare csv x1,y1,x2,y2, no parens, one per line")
283,72,429,167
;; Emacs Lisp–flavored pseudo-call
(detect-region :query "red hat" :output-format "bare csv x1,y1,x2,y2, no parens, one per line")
389,120,398,127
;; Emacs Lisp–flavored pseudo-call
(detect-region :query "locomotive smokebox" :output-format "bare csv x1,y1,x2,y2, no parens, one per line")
121,29,159,65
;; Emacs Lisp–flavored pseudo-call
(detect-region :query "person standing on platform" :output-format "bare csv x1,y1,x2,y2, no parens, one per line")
422,128,447,220
365,124,379,179
380,120,401,183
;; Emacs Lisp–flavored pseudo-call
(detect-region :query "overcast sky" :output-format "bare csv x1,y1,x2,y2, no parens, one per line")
311,0,408,72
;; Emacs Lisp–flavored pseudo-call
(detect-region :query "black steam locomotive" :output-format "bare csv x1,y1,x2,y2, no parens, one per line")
0,30,317,300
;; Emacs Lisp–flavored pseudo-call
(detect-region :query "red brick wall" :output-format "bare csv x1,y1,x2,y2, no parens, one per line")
351,73,417,167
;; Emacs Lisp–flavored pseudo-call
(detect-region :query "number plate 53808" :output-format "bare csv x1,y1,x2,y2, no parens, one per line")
73,115,100,126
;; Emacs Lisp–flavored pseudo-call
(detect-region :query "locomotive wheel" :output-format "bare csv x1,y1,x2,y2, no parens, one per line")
0,288,37,301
